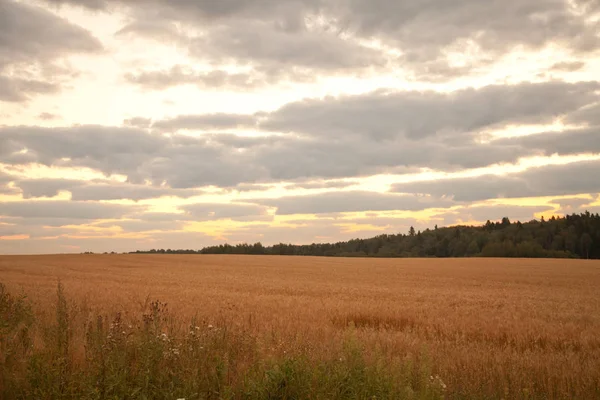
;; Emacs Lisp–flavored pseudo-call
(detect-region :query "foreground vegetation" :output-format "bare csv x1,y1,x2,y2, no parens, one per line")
1,283,443,399
134,212,600,259
1,256,599,399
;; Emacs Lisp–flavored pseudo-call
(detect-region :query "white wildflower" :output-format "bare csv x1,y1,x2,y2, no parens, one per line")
429,375,447,391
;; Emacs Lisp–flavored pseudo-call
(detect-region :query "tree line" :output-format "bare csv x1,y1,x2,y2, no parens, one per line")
132,212,600,259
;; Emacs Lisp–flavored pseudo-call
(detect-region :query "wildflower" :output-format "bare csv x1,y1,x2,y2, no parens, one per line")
429,375,447,391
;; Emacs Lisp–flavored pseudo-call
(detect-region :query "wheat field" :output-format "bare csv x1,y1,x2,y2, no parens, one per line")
1,254,600,399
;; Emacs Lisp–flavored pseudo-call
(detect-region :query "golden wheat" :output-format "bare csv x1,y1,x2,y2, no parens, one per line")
1,254,599,398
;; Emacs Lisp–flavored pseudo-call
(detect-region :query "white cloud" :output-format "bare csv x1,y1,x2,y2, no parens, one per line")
1,0,599,252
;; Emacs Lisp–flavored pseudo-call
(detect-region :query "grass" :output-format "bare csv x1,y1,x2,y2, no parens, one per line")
1,254,600,399
0,282,442,399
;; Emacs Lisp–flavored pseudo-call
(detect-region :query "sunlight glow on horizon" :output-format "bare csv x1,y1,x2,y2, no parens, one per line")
1,0,599,252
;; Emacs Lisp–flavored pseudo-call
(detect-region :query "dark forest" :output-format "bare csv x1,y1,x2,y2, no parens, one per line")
133,212,599,259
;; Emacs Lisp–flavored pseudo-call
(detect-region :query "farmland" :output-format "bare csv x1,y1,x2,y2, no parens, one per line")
1,255,600,399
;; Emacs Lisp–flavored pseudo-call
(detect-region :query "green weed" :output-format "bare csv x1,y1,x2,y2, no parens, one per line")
0,282,444,400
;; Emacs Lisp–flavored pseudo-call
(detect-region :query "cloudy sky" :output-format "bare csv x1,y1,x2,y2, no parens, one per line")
1,0,600,254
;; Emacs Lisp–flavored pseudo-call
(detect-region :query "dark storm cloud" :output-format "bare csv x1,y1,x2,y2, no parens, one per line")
115,19,183,42
13,178,202,201
0,76,59,102
70,183,200,201
44,0,316,16
327,0,599,55
551,61,586,72
0,0,102,68
233,183,276,192
0,170,13,185
88,1,382,72
252,191,452,215
15,179,83,198
0,201,143,219
0,125,167,177
180,203,270,220
0,225,24,238
43,0,599,80
125,66,238,89
391,159,600,202
38,112,59,120
493,127,600,157
0,125,268,188
0,171,16,195
152,113,257,132
43,0,107,9
139,136,264,188
2,80,599,189
123,117,152,129
188,19,388,71
4,0,598,252
145,81,598,183
567,103,600,126
245,136,423,180
0,0,102,101
285,180,356,190
125,65,309,90
262,81,599,139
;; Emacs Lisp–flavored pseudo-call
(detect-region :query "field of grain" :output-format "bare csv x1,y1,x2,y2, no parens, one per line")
1,255,600,399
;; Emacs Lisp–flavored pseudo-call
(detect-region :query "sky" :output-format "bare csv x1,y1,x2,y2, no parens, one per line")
1,0,600,254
